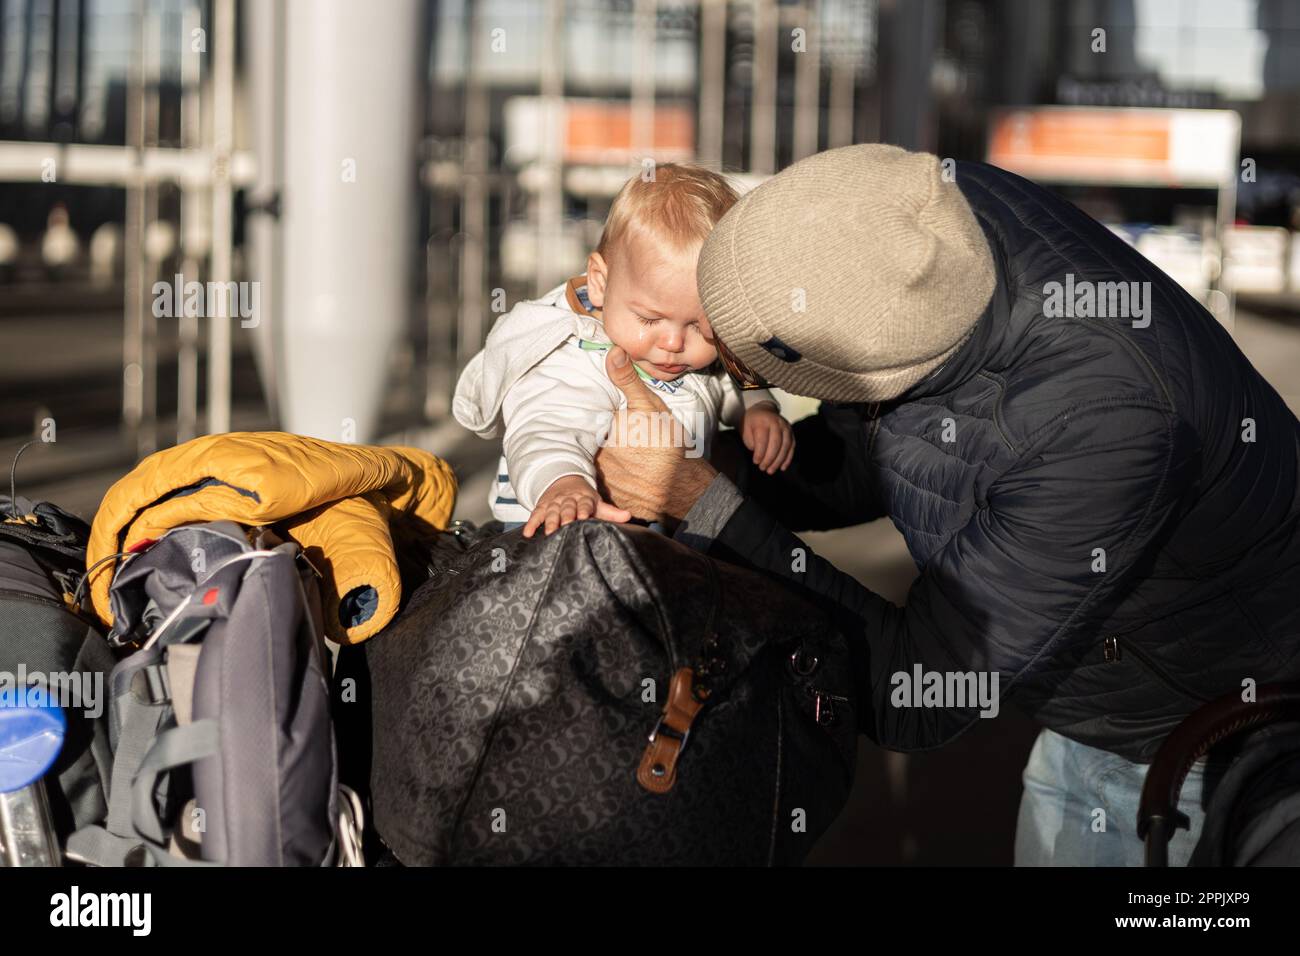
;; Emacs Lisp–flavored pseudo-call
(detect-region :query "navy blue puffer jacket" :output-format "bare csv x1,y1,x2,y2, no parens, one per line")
706,161,1300,761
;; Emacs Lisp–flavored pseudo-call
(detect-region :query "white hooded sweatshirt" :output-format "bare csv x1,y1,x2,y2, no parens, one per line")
453,275,775,522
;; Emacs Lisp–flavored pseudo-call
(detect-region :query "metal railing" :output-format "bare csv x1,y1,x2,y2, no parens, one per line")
0,0,243,458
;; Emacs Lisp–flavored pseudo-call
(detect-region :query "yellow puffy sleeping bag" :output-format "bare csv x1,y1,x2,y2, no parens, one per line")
86,431,457,644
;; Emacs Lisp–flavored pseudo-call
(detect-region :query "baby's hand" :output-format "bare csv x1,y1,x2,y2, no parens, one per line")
741,403,794,475
523,475,628,538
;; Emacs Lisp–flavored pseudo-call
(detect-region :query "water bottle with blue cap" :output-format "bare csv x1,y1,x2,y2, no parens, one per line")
0,683,66,866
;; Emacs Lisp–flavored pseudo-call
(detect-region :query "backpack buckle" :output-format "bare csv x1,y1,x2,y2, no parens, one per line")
130,663,171,706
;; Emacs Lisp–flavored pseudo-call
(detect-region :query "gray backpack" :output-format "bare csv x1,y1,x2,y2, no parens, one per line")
66,521,359,867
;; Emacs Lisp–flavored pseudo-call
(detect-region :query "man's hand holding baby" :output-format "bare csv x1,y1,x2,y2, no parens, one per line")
594,347,720,529
525,351,795,536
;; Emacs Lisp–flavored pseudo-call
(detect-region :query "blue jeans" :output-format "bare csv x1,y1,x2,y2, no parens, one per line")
1014,728,1207,866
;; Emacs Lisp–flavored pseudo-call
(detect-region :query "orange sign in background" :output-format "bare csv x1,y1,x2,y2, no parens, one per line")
987,107,1239,186
563,101,695,164
990,111,1170,162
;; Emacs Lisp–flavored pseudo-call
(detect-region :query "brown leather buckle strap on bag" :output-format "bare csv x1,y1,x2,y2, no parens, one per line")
638,667,706,794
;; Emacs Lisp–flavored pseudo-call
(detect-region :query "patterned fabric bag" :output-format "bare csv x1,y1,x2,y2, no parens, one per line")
359,520,858,865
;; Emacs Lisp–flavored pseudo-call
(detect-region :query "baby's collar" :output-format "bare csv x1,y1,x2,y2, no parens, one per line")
565,275,601,318
576,337,683,393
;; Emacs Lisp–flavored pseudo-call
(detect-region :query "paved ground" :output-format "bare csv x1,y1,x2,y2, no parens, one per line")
6,301,1299,864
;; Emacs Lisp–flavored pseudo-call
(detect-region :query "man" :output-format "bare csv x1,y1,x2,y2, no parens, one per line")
592,144,1300,865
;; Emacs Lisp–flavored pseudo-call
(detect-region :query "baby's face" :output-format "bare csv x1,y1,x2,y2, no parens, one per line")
586,240,718,381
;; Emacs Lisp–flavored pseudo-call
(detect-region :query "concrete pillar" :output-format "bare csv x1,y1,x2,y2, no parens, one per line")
280,0,421,443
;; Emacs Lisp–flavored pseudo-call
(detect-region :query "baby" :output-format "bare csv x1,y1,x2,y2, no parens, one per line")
453,163,794,537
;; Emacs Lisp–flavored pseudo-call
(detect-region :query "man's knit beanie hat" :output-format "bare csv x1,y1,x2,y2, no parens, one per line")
697,144,997,402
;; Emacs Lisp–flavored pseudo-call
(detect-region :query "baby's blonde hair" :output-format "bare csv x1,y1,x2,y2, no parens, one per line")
596,163,740,267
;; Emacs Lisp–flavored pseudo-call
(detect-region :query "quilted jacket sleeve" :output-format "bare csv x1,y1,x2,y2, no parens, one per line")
705,401,1199,750
284,491,397,645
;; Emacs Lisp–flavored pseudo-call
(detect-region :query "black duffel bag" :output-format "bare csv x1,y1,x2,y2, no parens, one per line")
1,494,116,842
353,520,859,866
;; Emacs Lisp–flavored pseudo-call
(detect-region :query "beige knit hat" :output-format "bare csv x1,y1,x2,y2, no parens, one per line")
697,144,996,403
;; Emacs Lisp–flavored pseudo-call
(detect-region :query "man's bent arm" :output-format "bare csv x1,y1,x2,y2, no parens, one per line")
676,403,1197,751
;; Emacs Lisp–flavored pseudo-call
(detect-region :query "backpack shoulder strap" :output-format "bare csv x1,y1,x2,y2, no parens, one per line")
65,659,172,866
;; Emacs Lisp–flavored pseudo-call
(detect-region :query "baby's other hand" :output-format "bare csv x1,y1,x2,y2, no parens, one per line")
523,475,629,538
741,403,794,475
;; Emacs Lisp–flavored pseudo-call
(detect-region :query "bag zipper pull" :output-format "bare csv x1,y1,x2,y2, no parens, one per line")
811,689,850,726
637,667,705,795
1103,636,1122,662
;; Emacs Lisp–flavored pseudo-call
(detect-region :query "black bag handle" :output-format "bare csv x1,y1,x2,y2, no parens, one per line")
1138,681,1300,866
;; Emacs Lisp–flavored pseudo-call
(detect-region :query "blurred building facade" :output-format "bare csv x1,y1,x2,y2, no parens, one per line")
1,0,1299,457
